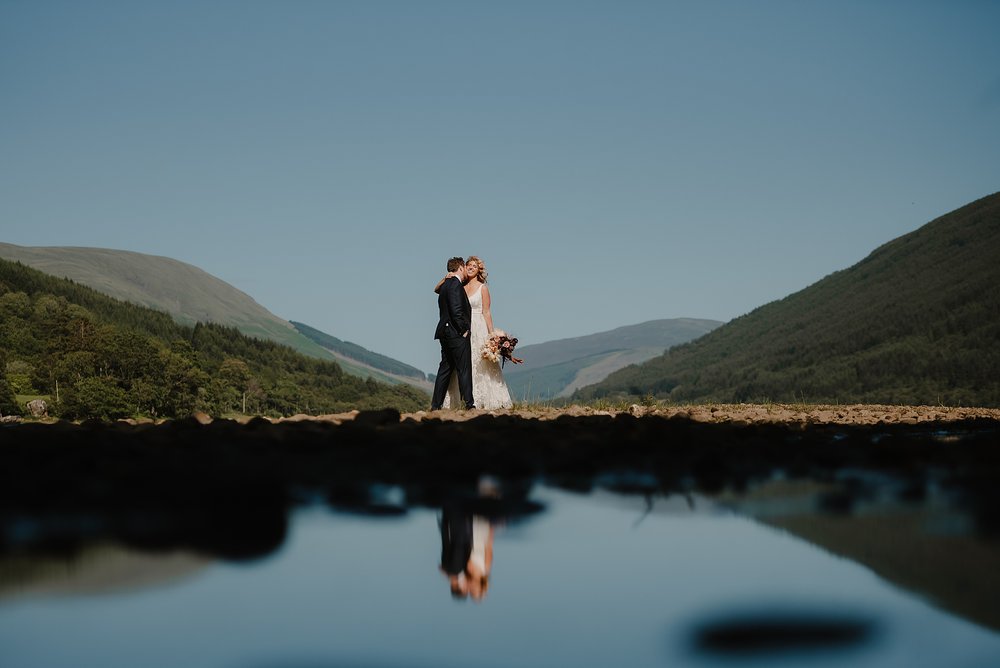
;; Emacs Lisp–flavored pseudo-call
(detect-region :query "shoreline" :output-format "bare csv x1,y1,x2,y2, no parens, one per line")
272,402,1000,427
5,402,1000,428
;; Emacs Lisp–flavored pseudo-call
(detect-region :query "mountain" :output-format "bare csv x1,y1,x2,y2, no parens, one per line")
504,318,722,401
0,257,428,418
291,321,434,393
0,242,327,354
577,192,1000,407
0,243,425,389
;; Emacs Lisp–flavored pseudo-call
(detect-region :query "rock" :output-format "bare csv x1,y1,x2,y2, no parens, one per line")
277,413,315,423
191,411,213,425
26,399,48,418
354,408,401,427
317,410,360,424
0,415,22,424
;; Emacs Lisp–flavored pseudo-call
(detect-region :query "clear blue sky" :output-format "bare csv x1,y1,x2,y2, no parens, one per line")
2,1,998,374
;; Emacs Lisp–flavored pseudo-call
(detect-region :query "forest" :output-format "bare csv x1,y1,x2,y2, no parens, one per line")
291,320,427,380
577,192,1000,407
0,258,427,419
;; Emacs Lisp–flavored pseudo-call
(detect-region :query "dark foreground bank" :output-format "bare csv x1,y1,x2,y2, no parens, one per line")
4,411,1000,635
3,410,999,553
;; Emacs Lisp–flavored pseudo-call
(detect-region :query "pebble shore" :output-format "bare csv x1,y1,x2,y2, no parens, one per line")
265,403,1000,427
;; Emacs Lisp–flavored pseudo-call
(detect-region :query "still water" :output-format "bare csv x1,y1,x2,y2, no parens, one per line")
1,485,998,668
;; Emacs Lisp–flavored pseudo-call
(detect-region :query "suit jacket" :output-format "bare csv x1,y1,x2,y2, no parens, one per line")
439,507,473,576
434,276,471,340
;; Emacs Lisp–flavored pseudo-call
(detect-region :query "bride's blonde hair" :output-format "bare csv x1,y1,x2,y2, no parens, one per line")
466,256,487,283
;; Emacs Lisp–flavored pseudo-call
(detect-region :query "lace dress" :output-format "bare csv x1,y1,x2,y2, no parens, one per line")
444,285,513,410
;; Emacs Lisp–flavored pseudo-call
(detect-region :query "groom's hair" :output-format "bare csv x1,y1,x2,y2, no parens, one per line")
447,257,465,272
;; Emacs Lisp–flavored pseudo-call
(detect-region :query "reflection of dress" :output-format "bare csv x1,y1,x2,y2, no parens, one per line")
469,515,490,575
444,285,513,410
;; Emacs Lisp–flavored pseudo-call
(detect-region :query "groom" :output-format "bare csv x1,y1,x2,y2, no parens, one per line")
431,257,475,410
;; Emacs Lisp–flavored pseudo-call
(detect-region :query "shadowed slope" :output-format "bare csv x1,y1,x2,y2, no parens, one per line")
578,192,1000,406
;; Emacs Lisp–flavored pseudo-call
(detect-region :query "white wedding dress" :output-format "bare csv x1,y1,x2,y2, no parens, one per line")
444,285,513,410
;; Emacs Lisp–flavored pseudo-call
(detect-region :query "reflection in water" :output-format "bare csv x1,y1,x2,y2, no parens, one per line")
439,506,494,601
691,607,877,656
2,415,1000,666
0,543,209,602
2,488,1000,667
438,479,499,601
716,478,1000,633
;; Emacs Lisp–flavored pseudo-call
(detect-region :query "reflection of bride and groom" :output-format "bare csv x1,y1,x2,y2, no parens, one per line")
438,476,506,601
430,255,521,411
439,501,495,601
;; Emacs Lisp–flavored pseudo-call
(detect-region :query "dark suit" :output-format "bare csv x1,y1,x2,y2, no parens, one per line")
431,277,474,409
439,505,473,576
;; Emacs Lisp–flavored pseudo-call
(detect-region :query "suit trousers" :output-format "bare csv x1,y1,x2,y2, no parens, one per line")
431,334,474,409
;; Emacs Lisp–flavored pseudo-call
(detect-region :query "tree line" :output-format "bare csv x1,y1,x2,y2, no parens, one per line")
291,320,427,380
0,259,427,419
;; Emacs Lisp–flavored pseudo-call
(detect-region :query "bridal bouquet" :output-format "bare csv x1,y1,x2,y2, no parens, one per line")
482,330,522,367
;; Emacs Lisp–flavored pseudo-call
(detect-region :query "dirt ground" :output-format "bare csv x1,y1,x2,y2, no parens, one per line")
265,403,1000,427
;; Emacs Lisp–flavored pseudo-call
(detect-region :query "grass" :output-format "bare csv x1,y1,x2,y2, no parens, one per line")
10,394,52,421
15,394,50,405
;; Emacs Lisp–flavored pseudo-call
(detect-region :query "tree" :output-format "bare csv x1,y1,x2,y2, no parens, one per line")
60,376,131,421
54,351,98,384
97,329,159,382
5,359,35,394
156,350,207,416
0,376,19,416
31,294,65,330
0,291,31,319
218,358,252,390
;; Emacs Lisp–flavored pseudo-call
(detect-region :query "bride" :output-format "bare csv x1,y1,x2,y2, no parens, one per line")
434,256,515,410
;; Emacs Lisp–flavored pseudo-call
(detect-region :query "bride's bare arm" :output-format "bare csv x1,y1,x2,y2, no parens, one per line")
481,285,495,333
432,274,451,294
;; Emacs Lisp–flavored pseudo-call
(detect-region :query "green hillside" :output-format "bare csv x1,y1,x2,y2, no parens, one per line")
0,243,332,359
505,319,721,400
0,258,427,419
0,244,430,385
291,321,426,380
578,192,1000,407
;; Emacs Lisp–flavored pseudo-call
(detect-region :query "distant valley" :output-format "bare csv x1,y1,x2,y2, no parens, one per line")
5,191,996,410
505,318,722,401
0,243,724,400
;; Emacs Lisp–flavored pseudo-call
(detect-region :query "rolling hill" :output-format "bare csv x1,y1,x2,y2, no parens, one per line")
0,243,324,354
0,257,428,417
577,192,1000,407
504,318,721,400
0,243,426,389
291,321,433,392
